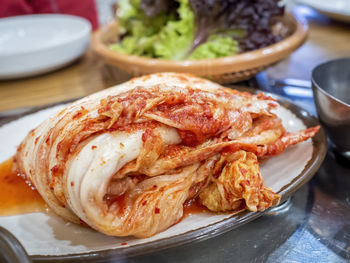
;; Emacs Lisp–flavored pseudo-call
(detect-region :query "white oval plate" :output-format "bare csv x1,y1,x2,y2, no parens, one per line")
0,92,326,261
296,0,350,23
0,14,91,79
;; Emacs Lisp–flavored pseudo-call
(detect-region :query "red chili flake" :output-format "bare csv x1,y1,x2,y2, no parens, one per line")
240,168,247,175
142,133,147,142
45,136,50,145
155,207,160,214
91,145,97,150
35,136,40,145
245,180,250,186
73,107,89,119
222,145,239,155
70,181,74,187
121,242,127,246
142,129,153,142
142,201,147,206
153,185,157,189
51,165,61,176
72,111,83,119
56,141,61,153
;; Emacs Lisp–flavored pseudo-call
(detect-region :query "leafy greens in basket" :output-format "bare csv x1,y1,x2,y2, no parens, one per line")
110,0,285,60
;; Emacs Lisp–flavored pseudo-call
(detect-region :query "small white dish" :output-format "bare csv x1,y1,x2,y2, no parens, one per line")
0,14,91,79
296,0,350,23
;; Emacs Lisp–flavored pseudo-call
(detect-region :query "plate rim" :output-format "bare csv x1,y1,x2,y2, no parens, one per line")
0,88,327,262
295,0,350,16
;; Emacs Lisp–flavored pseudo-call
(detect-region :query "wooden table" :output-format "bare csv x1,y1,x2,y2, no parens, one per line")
0,7,349,112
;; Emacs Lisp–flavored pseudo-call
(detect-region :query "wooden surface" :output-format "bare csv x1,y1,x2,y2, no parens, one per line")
0,7,349,112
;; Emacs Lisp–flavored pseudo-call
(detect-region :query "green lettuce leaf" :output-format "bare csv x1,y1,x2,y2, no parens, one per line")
110,0,194,60
153,0,194,60
110,0,171,57
188,35,239,60
110,0,260,60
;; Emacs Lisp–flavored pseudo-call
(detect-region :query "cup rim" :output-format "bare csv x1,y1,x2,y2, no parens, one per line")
311,57,350,108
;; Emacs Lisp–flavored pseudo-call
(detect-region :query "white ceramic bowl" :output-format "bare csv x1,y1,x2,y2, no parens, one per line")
0,14,91,79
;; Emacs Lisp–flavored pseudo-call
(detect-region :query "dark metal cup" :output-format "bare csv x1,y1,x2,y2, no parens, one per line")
312,58,350,160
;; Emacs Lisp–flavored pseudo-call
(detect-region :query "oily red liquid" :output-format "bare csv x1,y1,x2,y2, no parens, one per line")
183,198,208,217
0,158,47,216
0,158,207,218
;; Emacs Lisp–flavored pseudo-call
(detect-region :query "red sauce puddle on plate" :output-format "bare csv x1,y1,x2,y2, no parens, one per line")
0,158,47,216
0,158,209,218
183,198,208,217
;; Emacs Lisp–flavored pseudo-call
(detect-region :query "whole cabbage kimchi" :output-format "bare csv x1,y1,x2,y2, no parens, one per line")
15,73,319,238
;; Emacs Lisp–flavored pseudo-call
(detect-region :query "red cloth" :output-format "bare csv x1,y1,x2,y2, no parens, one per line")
0,0,98,30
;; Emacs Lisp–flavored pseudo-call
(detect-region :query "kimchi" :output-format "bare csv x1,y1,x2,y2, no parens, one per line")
15,73,319,237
